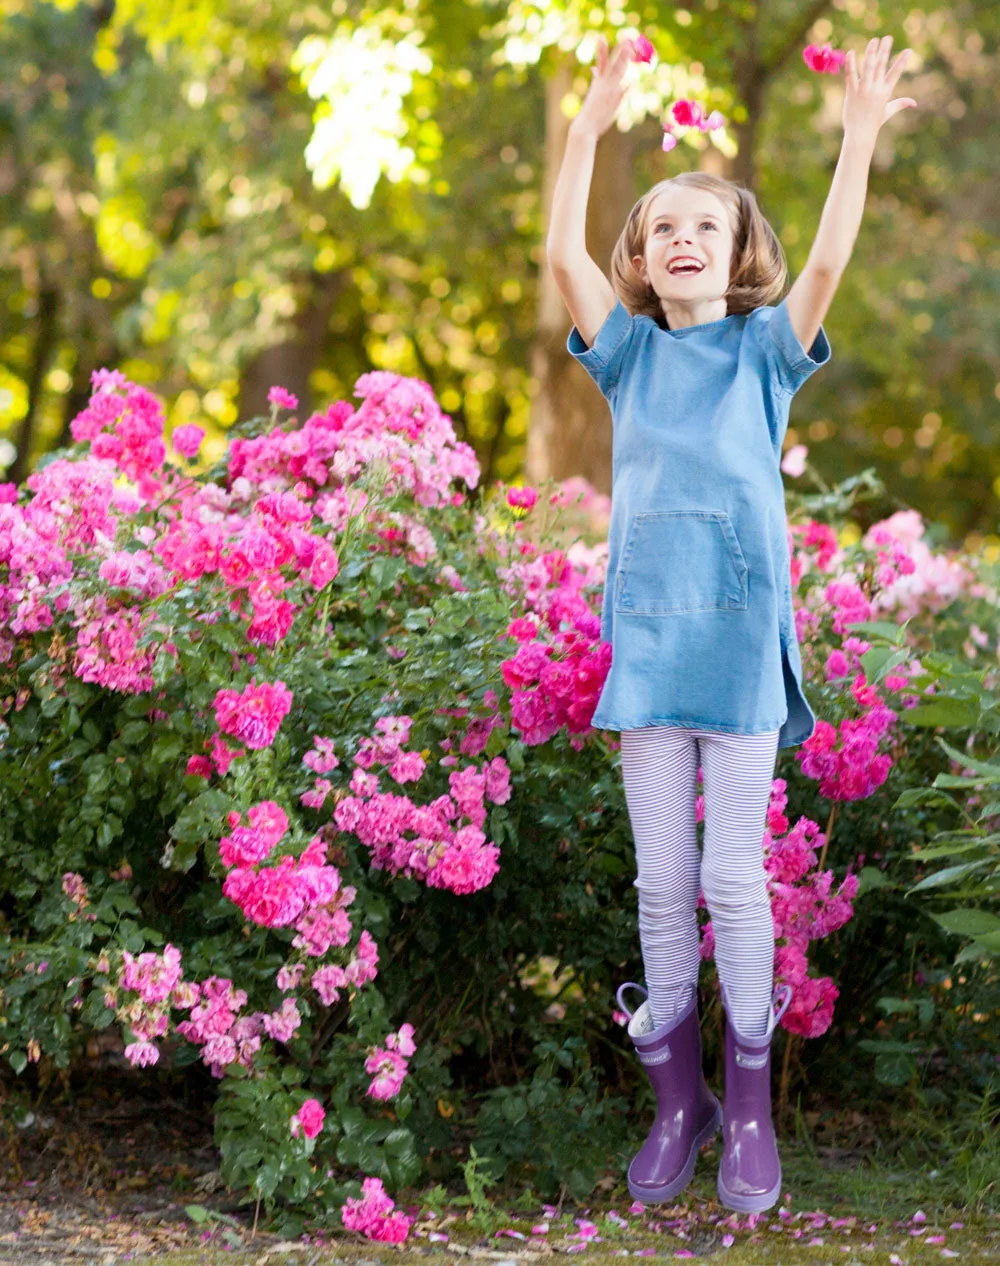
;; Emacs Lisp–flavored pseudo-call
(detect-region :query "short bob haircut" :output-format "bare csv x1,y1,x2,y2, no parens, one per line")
610,172,787,325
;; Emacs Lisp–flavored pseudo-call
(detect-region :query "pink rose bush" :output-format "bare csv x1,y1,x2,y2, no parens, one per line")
2,357,995,1218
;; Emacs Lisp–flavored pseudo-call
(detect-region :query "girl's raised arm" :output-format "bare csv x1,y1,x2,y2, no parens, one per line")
545,37,633,348
785,35,916,353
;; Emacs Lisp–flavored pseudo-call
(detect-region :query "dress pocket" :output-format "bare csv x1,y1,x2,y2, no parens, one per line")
615,510,749,615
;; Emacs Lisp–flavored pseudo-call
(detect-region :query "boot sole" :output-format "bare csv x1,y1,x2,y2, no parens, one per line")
716,1167,782,1213
627,1101,723,1204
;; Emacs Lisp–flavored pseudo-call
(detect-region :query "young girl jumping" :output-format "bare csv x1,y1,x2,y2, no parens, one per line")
546,34,915,1212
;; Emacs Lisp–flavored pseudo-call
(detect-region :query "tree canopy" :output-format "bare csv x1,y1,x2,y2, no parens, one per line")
1,0,997,546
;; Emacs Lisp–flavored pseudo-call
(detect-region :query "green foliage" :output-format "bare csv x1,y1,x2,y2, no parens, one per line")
473,1036,633,1200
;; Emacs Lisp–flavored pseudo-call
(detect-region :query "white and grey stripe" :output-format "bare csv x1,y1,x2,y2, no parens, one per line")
619,725,780,1039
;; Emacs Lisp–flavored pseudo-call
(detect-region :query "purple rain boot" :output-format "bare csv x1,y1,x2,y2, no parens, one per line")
617,980,723,1204
716,981,793,1213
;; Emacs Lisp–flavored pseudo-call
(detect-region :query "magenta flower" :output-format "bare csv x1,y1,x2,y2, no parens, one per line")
290,1097,325,1139
506,485,539,515
803,43,846,74
171,424,205,459
268,386,299,411
671,99,704,128
213,679,293,750
629,33,655,63
342,1177,412,1243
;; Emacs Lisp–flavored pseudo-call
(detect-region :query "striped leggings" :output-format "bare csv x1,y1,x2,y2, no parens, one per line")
619,725,780,1039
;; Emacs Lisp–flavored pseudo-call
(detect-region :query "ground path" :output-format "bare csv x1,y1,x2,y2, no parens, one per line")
1,1079,995,1266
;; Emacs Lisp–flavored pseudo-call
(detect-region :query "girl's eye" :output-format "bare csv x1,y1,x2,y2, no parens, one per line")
701,222,717,230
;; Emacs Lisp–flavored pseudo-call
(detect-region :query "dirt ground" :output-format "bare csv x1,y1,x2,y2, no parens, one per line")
1,1076,997,1266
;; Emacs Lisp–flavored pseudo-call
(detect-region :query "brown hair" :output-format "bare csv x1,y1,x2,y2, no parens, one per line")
609,173,787,324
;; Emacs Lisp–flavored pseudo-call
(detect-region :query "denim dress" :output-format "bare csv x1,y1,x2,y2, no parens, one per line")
567,297,831,749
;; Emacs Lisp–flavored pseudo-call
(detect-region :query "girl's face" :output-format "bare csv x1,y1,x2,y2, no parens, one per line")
631,187,736,308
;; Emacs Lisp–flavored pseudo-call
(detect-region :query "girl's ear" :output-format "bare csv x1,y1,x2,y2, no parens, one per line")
631,253,647,282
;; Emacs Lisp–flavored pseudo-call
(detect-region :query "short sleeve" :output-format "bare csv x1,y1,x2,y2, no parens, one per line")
566,299,637,399
750,297,831,396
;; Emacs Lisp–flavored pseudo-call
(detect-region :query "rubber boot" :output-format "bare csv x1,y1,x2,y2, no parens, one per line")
716,981,793,1213
617,980,723,1204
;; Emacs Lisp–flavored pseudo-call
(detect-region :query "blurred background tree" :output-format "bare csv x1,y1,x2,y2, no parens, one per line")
1,0,997,549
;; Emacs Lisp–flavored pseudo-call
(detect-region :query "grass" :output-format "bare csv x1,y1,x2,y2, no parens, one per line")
117,1133,998,1266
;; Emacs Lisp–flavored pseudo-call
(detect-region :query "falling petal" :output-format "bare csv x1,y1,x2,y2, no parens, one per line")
671,99,704,128
630,34,655,63
662,133,678,152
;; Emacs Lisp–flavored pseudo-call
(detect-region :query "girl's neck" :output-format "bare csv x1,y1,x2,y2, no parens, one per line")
660,296,729,330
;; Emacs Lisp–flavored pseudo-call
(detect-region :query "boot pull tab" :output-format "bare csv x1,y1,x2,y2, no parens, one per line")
615,981,648,1021
772,983,793,1026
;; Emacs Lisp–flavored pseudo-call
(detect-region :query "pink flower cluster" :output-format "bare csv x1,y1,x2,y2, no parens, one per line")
222,827,355,950
330,716,509,895
798,706,897,801
496,544,611,748
218,801,290,867
214,680,293,751
229,371,479,509
171,424,205,459
3,362,490,680
341,1177,413,1243
364,1022,416,1100
268,385,299,412
69,371,167,496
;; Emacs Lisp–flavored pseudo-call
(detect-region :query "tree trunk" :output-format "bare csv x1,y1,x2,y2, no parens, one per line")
237,270,346,422
8,284,59,487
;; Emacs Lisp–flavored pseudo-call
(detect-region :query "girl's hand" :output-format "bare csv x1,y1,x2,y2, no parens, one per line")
842,35,917,148
569,36,633,141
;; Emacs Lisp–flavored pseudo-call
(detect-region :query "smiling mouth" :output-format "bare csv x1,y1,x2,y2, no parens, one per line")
667,260,705,276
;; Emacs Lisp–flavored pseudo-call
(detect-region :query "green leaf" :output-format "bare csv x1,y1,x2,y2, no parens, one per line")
909,838,992,861
930,908,1000,938
843,619,907,643
892,787,964,813
904,698,980,729
935,738,1000,781
8,1051,27,1075
857,866,892,895
860,646,909,683
874,997,915,1016
185,1205,210,1224
908,860,992,893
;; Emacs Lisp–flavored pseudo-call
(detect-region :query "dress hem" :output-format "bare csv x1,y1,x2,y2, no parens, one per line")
591,714,788,737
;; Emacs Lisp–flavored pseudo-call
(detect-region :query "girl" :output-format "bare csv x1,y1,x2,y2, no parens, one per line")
546,34,915,1212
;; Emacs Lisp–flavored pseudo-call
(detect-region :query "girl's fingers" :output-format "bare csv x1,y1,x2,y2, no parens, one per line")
877,34,893,77
886,47,911,88
595,36,608,74
860,38,877,85
612,39,633,73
